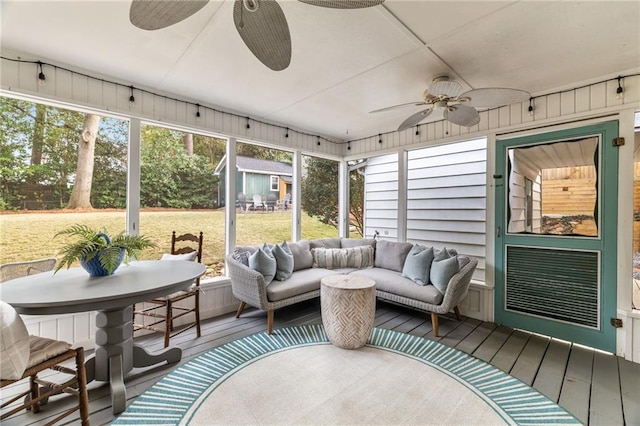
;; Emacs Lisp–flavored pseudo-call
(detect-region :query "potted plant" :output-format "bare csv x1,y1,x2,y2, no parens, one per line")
55,224,156,276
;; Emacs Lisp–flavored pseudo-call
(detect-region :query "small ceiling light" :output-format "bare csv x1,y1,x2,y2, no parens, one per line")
129,86,135,107
317,136,321,146
616,76,624,100
196,104,201,118
415,125,420,136
37,61,46,87
378,133,382,144
246,117,251,129
285,127,289,138
347,142,351,151
528,97,534,116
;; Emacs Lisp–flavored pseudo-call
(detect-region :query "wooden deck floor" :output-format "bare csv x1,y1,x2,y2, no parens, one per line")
3,300,640,425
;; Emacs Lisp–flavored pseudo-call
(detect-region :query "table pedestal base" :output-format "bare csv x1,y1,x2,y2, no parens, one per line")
87,306,182,414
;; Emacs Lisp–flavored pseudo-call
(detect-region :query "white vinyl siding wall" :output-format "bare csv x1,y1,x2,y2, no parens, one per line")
508,150,542,233
406,138,487,283
364,154,398,240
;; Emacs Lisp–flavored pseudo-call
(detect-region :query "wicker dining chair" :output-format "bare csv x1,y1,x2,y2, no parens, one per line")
0,258,57,283
0,302,90,425
133,231,204,347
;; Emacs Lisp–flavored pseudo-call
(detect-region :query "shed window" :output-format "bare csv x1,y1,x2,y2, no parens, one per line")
270,175,279,191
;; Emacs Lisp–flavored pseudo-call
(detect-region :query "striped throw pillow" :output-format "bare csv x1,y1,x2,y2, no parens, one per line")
313,246,374,269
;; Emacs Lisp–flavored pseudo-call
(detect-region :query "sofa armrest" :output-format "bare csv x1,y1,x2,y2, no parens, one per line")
226,254,271,310
439,257,478,312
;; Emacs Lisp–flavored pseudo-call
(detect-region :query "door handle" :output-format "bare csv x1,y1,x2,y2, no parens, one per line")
497,226,501,238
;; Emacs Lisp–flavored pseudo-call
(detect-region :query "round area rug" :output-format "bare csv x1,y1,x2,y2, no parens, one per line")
113,325,579,425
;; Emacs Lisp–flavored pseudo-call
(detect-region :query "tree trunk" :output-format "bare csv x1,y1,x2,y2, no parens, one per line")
31,104,46,165
67,114,101,209
183,133,193,156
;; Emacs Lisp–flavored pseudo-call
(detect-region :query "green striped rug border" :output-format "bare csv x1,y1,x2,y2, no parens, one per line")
113,324,579,425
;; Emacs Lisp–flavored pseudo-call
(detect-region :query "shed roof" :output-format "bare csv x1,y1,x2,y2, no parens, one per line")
214,155,293,176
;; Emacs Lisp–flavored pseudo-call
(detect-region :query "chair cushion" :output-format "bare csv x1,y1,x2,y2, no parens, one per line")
402,244,434,285
266,268,355,301
273,241,294,281
374,239,413,272
288,240,313,271
312,246,374,269
26,336,71,369
430,247,460,295
249,244,277,285
0,301,31,380
161,252,197,261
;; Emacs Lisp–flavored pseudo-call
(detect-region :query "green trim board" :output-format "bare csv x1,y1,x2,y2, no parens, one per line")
495,121,619,353
113,325,579,425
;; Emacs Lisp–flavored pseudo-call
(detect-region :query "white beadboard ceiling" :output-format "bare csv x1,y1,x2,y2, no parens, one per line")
0,1,638,141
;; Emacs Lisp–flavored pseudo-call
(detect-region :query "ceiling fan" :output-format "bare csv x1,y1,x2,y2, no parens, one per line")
129,0,384,71
370,76,531,130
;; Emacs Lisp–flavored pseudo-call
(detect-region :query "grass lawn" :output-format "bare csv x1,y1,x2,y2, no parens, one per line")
0,209,338,276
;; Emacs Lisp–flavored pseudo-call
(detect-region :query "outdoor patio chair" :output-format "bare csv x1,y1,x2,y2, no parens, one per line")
0,258,57,283
237,192,248,213
283,193,291,210
252,194,265,211
133,231,204,348
0,302,90,425
266,193,277,212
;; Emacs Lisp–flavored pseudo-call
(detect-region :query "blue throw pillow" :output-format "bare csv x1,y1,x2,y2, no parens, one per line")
430,247,460,294
402,244,434,285
273,241,294,281
249,244,277,285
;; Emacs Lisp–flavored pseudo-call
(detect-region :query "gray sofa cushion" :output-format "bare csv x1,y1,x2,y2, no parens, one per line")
350,267,443,305
309,238,341,249
273,241,294,281
288,240,313,271
266,267,356,302
430,248,460,294
402,244,434,285
374,239,413,272
249,245,277,285
341,238,376,249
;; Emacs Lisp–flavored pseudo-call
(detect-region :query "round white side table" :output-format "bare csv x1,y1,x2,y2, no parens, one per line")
321,274,376,349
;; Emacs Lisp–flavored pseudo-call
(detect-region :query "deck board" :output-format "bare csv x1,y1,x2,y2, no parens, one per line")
558,345,594,424
2,302,638,426
619,357,640,425
509,333,550,385
532,338,571,402
589,351,623,425
490,329,530,373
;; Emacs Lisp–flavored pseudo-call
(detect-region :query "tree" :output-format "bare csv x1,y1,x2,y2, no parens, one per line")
67,114,101,209
301,157,365,236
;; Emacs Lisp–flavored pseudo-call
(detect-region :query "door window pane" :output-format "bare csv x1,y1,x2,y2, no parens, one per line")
508,137,599,237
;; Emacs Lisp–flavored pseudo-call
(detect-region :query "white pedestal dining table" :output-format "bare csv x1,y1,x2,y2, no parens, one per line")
0,260,206,415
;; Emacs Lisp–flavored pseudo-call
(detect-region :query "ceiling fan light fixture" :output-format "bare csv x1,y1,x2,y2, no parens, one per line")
429,76,463,98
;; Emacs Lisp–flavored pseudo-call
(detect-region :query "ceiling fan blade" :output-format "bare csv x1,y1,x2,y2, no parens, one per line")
130,0,208,30
298,0,384,9
398,109,433,131
369,102,427,114
461,87,531,108
444,104,480,127
233,0,292,71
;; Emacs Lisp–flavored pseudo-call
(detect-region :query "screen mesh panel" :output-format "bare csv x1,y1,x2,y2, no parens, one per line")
505,246,599,328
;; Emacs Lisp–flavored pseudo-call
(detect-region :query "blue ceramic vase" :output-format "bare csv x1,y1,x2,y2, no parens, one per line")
79,233,125,276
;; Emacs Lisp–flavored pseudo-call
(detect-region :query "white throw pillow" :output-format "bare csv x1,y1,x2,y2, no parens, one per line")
161,252,198,262
0,301,30,380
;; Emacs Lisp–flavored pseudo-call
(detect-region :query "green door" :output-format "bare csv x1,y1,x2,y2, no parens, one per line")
495,121,619,352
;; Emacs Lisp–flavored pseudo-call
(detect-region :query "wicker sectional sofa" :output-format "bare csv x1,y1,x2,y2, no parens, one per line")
226,238,478,336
